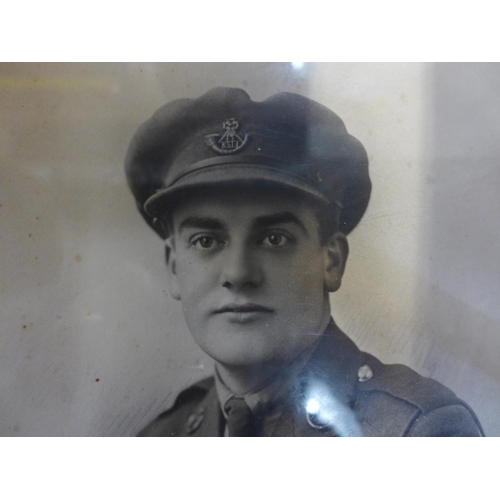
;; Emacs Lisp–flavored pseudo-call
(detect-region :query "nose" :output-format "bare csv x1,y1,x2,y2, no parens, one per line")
220,242,263,290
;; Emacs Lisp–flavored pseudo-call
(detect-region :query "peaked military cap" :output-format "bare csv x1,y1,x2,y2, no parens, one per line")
125,87,371,239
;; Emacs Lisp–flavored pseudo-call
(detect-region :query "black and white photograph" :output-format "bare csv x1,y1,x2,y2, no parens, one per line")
1,62,498,437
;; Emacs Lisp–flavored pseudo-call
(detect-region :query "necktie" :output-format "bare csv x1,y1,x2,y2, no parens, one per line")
224,397,261,437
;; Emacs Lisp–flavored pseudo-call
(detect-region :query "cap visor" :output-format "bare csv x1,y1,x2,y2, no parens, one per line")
144,163,330,217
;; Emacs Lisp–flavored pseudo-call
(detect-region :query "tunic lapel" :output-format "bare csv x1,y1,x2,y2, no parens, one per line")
271,320,363,437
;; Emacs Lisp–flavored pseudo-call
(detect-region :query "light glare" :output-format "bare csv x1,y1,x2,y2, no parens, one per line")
306,398,320,414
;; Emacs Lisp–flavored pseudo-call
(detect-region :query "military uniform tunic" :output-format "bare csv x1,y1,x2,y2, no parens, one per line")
138,321,484,437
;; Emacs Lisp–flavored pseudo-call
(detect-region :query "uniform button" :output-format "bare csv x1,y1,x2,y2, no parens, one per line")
358,364,373,382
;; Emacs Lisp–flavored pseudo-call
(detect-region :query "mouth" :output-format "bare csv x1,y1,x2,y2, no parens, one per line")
214,303,274,314
212,303,275,323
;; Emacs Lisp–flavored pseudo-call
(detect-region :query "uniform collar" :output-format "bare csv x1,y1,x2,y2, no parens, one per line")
300,318,363,407
273,319,364,437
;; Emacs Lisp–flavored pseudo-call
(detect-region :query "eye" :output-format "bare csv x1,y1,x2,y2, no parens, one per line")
192,236,218,250
260,233,290,247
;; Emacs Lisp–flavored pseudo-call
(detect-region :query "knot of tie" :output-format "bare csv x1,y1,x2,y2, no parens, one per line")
224,397,262,437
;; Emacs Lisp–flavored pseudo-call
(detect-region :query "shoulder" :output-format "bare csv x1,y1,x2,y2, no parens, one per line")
137,377,214,437
353,353,484,436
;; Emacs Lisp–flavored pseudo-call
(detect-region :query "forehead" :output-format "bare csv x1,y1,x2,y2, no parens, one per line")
170,185,320,230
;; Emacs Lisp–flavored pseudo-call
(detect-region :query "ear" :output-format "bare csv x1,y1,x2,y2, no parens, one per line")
165,236,181,300
323,232,349,293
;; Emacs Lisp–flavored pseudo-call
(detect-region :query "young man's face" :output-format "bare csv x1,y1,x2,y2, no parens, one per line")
165,186,347,369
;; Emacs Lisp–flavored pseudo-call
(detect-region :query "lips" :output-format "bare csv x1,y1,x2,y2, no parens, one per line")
213,303,274,315
211,303,274,325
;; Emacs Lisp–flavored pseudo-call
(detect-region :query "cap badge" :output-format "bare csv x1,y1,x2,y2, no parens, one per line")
205,118,249,155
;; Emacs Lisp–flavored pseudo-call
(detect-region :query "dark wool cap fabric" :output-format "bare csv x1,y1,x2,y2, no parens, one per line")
125,87,371,239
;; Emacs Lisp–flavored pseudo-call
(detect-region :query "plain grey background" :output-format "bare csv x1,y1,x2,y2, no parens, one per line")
0,62,498,436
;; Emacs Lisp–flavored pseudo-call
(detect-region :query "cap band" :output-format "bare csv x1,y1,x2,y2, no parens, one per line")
169,154,323,189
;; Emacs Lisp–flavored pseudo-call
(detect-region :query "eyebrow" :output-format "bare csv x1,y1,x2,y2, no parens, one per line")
177,212,309,235
251,212,308,234
178,216,227,234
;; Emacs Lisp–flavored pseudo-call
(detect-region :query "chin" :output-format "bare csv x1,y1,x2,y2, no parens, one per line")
210,349,282,369
202,332,310,370
192,327,277,366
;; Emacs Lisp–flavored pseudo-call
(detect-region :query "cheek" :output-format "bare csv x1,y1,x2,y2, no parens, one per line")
175,264,209,335
280,253,325,298
272,256,325,314
176,257,216,303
